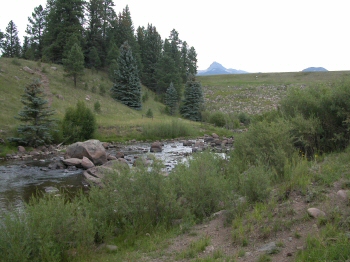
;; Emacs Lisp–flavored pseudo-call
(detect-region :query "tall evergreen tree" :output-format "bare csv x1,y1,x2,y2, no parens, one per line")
0,30,4,48
110,5,142,74
9,79,56,147
187,46,198,75
43,0,85,63
87,46,101,70
111,41,141,110
180,41,188,82
21,36,34,60
139,24,162,91
26,4,46,60
165,82,178,115
155,39,181,95
1,20,21,58
63,43,85,87
180,75,204,121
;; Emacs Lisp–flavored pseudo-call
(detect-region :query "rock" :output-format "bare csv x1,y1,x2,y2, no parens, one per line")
205,245,214,253
337,190,349,201
182,140,193,146
23,66,35,74
45,186,59,194
116,152,124,158
307,208,326,218
81,156,94,169
66,139,107,165
14,76,20,80
18,146,26,153
84,160,128,185
212,133,219,139
51,66,57,71
150,141,162,152
258,242,278,254
107,154,117,160
102,142,109,149
48,160,66,169
56,94,64,100
62,158,82,167
106,245,118,251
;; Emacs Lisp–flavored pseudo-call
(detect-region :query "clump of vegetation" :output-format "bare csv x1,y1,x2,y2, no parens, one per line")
61,101,96,143
208,111,226,127
94,101,101,113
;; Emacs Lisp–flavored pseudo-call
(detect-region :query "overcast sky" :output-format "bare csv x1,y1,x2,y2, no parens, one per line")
1,0,349,73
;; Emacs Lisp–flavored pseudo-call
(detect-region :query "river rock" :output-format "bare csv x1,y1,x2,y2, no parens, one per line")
182,140,193,146
66,139,107,165
62,158,82,167
307,208,326,218
212,133,219,139
337,190,349,201
150,141,162,152
81,156,95,169
18,146,26,153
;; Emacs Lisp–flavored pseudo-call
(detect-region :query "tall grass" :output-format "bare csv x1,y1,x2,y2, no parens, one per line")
140,119,195,140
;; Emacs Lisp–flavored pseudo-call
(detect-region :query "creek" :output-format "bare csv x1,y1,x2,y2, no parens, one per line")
0,141,195,215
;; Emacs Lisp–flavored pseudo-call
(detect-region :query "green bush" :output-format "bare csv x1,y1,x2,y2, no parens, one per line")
280,83,350,153
85,159,178,237
62,101,97,143
208,111,226,127
231,119,295,179
238,112,251,126
145,108,153,118
0,194,95,262
142,92,149,102
94,101,101,113
170,151,229,221
99,84,106,96
239,165,271,202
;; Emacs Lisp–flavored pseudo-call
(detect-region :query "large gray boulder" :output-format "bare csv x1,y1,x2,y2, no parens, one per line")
66,139,107,165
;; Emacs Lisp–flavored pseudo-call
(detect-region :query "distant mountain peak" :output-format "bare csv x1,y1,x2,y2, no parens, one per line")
302,67,328,72
197,62,248,76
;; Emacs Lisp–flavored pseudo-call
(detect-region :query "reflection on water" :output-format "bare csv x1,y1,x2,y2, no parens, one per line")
0,158,85,215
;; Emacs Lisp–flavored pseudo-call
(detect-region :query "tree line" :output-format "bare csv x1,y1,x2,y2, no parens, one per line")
0,2,199,96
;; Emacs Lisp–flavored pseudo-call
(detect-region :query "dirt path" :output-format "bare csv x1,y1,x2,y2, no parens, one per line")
35,68,53,106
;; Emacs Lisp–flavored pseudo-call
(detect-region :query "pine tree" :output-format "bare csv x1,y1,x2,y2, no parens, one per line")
26,4,46,60
88,46,102,70
165,82,178,115
187,46,198,75
180,75,204,121
43,0,85,63
106,42,119,65
9,79,56,147
180,41,188,82
1,20,21,58
63,43,85,87
155,38,182,95
0,30,4,47
140,24,162,91
111,41,141,110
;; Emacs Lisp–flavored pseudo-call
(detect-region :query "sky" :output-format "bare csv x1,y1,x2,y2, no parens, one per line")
1,0,350,73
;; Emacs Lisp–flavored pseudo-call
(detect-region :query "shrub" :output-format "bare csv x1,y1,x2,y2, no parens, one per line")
170,151,229,221
94,101,101,113
238,112,251,125
239,165,272,203
208,111,226,127
142,92,149,103
62,101,96,143
145,108,153,118
91,86,97,93
99,84,106,96
231,118,295,179
85,159,178,237
0,194,95,262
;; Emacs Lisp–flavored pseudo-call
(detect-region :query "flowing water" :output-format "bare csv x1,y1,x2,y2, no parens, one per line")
0,141,194,215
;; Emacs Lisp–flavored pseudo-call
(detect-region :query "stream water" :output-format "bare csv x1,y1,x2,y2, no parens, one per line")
0,141,194,215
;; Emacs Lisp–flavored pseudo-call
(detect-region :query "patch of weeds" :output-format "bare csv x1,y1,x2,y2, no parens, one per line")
11,58,21,66
237,249,245,257
294,231,301,239
257,253,272,262
176,236,211,260
276,240,285,248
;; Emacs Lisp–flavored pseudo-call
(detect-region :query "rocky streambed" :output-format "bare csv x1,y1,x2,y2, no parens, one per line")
0,134,234,214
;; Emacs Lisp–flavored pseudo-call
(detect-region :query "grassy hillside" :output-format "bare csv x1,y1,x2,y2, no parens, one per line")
198,71,350,114
0,57,230,144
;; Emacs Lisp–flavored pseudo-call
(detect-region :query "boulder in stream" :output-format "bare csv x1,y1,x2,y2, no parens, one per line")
66,139,107,165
